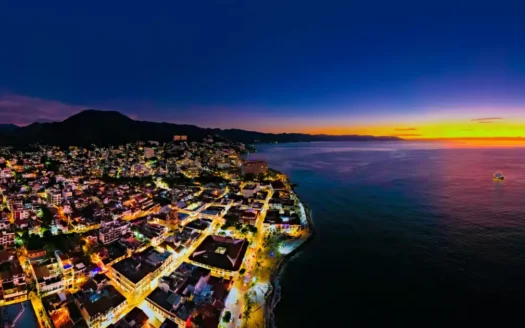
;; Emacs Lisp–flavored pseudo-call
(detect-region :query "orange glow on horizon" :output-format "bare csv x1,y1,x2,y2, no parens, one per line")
288,118,525,147
418,137,525,148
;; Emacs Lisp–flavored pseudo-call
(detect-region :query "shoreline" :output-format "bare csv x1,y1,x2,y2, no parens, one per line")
264,200,315,328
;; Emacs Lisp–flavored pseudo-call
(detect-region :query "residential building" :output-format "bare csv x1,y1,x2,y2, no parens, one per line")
241,210,258,225
99,220,130,244
32,259,64,296
110,247,173,302
47,189,62,205
27,249,47,262
0,219,10,230
241,160,268,176
242,184,258,198
55,250,74,290
0,251,27,303
0,231,15,249
73,279,127,328
146,262,231,327
110,307,149,328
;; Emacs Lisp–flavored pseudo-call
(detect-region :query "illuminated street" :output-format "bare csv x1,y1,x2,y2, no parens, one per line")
0,136,311,328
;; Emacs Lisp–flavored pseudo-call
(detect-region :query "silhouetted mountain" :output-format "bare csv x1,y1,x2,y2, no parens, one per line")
33,118,57,124
0,124,19,133
0,109,401,146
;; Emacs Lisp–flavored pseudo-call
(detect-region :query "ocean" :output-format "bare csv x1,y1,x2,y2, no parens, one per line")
250,141,525,327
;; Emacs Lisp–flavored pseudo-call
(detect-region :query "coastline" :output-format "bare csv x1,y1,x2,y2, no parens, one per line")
264,199,315,328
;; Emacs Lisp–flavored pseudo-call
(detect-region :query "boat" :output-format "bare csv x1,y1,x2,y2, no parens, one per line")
493,171,505,180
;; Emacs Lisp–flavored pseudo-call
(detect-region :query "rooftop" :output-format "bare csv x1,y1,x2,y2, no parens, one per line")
190,235,248,271
73,281,126,318
148,262,231,322
112,247,171,284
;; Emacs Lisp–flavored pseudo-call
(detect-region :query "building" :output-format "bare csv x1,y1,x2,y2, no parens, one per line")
138,223,169,247
55,251,74,290
270,180,286,191
47,189,62,206
110,307,149,328
0,219,11,230
263,210,302,232
146,262,231,327
99,220,130,244
242,184,258,198
32,259,64,296
241,210,258,225
0,230,15,249
73,279,127,328
110,247,173,302
62,189,73,201
144,147,155,159
190,235,248,272
173,135,187,141
27,249,47,262
0,251,27,303
148,211,178,230
241,160,268,176
41,292,88,328
0,168,13,179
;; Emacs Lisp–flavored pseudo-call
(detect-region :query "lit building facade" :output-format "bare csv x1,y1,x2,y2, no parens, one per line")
99,220,130,244
110,248,174,302
241,160,268,176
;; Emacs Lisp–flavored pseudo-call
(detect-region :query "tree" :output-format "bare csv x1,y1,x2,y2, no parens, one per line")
21,231,30,243
41,206,54,226
243,173,256,182
222,311,232,323
43,230,53,239
242,290,256,326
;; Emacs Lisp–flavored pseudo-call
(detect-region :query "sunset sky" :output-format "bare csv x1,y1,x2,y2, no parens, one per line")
1,1,525,143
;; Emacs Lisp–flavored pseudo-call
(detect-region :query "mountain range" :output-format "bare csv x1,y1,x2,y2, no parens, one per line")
0,110,401,146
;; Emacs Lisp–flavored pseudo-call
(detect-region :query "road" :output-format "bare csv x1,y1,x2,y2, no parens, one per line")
112,186,274,328
30,184,277,328
104,233,208,328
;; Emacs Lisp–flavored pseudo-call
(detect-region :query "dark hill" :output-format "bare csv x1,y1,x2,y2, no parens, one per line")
0,109,401,146
0,124,19,133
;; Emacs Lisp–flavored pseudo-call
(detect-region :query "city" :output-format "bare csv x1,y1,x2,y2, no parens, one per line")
0,136,312,328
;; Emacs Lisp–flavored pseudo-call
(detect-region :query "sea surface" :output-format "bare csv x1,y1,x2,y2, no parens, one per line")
250,141,525,327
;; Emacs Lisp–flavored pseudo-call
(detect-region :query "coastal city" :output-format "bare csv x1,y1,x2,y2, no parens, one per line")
0,135,312,328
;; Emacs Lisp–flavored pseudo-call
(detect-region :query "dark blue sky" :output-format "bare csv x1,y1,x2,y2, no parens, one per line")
1,0,525,134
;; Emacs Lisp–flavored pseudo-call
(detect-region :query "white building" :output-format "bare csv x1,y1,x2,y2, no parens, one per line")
0,168,13,179
0,219,11,230
99,220,130,244
47,189,62,205
0,230,15,248
62,189,73,201
32,259,65,296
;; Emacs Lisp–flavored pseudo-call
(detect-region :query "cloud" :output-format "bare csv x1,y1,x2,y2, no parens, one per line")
394,127,418,131
0,93,86,126
471,117,503,123
391,133,422,137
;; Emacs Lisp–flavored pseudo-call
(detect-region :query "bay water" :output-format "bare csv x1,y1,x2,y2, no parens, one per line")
251,142,525,326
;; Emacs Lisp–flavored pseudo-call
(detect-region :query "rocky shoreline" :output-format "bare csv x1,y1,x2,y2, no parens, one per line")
264,202,315,328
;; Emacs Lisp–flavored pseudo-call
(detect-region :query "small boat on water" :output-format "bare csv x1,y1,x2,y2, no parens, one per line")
493,171,505,180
